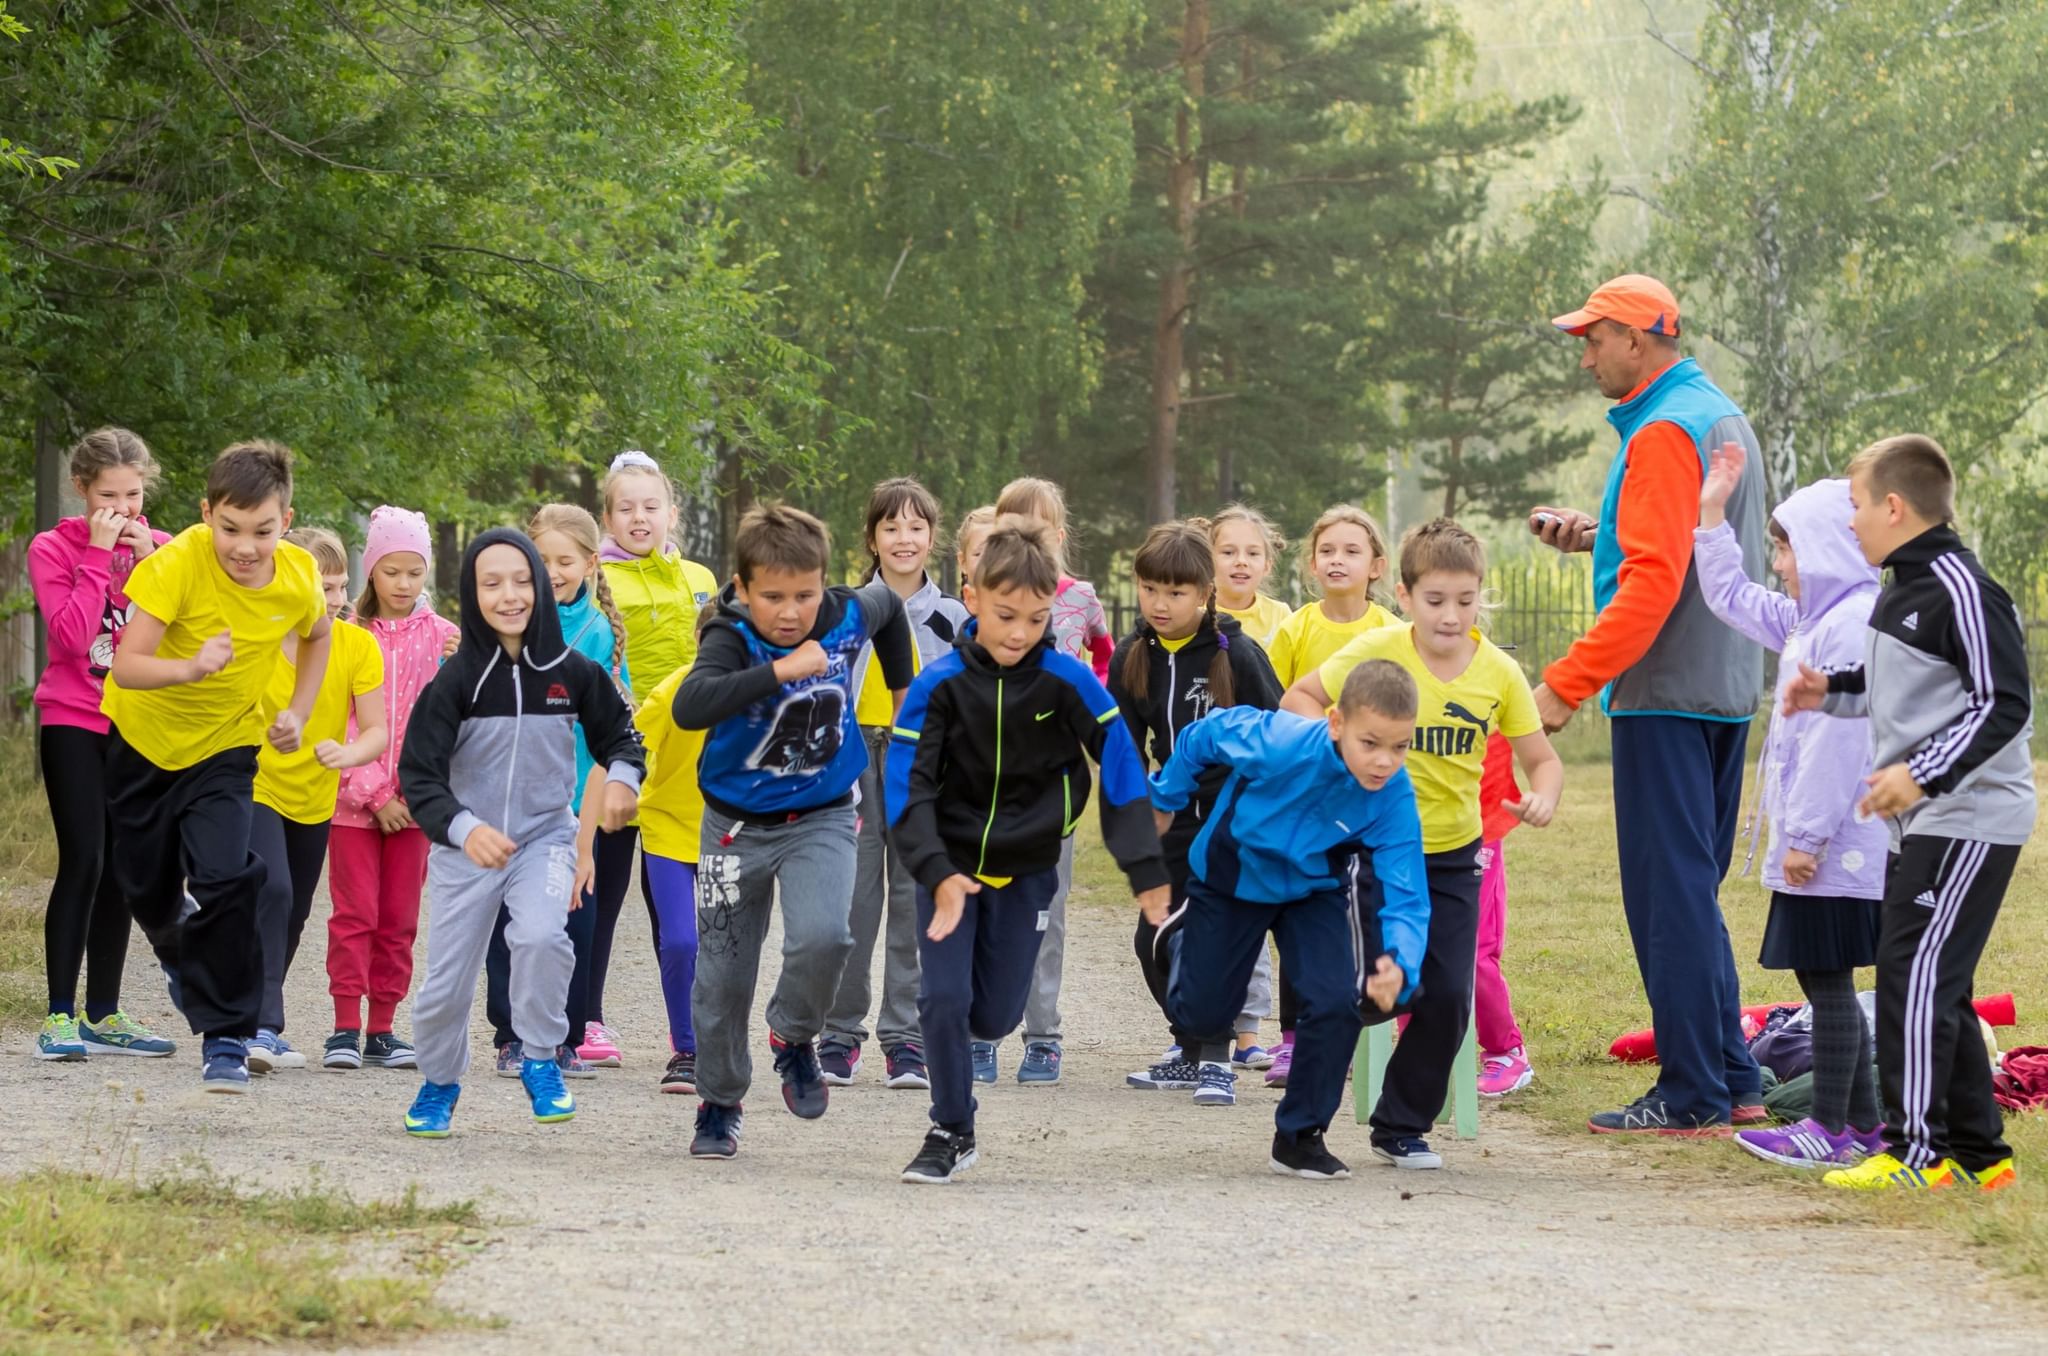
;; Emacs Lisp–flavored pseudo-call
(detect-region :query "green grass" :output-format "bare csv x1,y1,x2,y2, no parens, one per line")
1073,759,2048,1278
1,1167,482,1353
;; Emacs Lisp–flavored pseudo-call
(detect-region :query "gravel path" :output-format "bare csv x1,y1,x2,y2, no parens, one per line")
2,854,2034,1355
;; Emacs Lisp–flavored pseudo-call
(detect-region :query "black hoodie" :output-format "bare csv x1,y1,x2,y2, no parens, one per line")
399,529,645,850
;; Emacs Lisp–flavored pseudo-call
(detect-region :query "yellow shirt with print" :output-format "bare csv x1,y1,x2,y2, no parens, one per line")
634,664,707,864
1317,623,1540,853
1220,593,1293,650
255,621,384,824
1265,599,1398,686
856,634,925,730
103,527,326,771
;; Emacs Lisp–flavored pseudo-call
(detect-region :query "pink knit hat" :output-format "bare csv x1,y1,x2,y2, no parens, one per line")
362,505,433,575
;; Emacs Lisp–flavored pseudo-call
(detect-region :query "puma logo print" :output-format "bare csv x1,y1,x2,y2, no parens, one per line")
1416,698,1496,757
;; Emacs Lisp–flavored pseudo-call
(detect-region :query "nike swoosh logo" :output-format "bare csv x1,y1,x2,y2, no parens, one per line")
1035,711,1054,721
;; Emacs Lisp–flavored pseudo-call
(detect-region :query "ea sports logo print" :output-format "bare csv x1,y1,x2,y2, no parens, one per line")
1414,698,1495,757
546,682,572,708
748,687,846,776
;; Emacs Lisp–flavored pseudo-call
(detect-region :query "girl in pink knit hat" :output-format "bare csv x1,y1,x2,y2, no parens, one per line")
324,506,459,1071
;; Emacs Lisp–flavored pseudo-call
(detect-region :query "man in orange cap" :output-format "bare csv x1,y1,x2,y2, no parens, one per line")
1528,273,1773,1137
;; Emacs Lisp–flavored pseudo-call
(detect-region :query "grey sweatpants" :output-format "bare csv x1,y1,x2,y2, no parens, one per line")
823,729,921,1050
1021,836,1075,1042
693,803,859,1106
413,825,578,1086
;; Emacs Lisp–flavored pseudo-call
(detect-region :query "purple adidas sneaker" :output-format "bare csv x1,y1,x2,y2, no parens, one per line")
1734,1117,1885,1169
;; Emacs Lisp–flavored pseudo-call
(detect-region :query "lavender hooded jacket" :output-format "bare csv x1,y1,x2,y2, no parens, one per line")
1693,479,1886,899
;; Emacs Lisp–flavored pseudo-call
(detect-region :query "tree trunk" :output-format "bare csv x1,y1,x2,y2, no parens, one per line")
1146,0,1207,528
1215,35,1251,509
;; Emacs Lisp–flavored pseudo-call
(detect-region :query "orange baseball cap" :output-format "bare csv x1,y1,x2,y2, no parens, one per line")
1551,274,1681,337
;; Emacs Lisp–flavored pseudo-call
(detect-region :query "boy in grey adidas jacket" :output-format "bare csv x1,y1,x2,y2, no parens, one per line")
397,529,644,1138
1786,436,2034,1192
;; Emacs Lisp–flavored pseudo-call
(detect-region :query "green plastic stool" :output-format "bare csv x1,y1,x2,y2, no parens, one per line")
1353,1011,1479,1138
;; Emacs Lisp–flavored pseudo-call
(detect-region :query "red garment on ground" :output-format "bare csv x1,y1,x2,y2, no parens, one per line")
1993,1046,2048,1112
1608,994,2018,1063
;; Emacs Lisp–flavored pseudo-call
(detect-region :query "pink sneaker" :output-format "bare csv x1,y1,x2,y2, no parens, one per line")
1264,1033,1294,1088
577,1021,623,1068
1477,1047,1533,1098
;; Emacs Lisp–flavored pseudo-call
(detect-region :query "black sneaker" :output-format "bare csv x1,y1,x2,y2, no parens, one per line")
691,1101,743,1159
1270,1128,1351,1179
901,1126,978,1185
771,1033,829,1119
818,1037,860,1087
660,1049,697,1095
364,1031,418,1069
322,1029,363,1071
1587,1091,1730,1137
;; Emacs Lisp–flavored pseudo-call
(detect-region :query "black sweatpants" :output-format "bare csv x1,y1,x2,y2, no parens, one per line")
918,870,1057,1133
39,725,132,1020
1369,838,1483,1146
1877,837,2020,1173
106,729,267,1040
247,803,332,1035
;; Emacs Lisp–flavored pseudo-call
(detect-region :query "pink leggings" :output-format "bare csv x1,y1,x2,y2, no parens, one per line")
1472,839,1522,1056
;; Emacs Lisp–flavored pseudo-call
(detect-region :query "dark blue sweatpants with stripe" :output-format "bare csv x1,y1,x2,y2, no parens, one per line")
918,869,1057,1133
1612,715,1761,1122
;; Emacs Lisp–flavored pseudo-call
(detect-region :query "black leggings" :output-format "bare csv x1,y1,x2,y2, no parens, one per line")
40,725,132,1020
248,804,332,1035
1796,967,1880,1134
583,827,644,1027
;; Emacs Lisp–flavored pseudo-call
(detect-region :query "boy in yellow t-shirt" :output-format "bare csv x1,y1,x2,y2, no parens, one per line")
246,527,388,1073
102,441,331,1093
1282,519,1564,1169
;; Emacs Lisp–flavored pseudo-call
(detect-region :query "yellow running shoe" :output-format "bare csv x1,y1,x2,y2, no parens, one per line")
1946,1158,2018,1193
1823,1152,1953,1190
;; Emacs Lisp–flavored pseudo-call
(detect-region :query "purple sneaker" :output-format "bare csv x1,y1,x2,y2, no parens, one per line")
1263,1033,1294,1088
1734,1117,1883,1169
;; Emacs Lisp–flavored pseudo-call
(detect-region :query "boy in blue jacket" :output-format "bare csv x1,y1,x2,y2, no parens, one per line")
888,516,1169,1184
1152,660,1431,1179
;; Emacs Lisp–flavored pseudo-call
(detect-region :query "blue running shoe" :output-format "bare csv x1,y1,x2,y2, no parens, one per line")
35,1012,87,1062
1372,1136,1444,1170
520,1056,576,1123
201,1038,250,1094
771,1033,829,1119
405,1081,460,1138
970,1041,998,1084
80,1011,175,1058
1017,1040,1062,1084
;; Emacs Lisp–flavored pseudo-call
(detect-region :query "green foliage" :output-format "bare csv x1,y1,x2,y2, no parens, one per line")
0,2,822,539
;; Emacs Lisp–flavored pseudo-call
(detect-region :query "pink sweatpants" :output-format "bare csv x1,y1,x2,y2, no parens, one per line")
1472,839,1523,1056
327,823,430,1033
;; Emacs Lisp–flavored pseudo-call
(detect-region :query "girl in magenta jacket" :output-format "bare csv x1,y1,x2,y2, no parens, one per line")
28,428,175,1062
324,506,460,1070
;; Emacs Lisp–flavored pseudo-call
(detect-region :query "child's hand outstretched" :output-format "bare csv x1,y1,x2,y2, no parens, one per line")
1782,662,1829,715
1859,763,1925,820
599,780,638,834
191,629,233,679
1699,441,1746,529
267,708,303,754
1364,955,1402,1012
1135,884,1171,927
1507,790,1556,828
463,823,517,870
927,873,981,941
313,738,348,770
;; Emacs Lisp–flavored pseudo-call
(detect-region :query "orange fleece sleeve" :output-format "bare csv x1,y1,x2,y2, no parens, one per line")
1541,422,1703,707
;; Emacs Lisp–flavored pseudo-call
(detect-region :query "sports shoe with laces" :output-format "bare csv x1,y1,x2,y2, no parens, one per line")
1017,1040,1061,1084
691,1102,743,1159
577,1020,623,1068
365,1032,418,1069
884,1043,930,1090
1372,1136,1444,1170
35,1012,87,1062
555,1045,596,1079
1947,1157,2018,1193
1477,1047,1533,1098
901,1126,978,1185
818,1037,860,1086
1192,1061,1237,1107
1264,1035,1294,1088
771,1033,829,1119
1587,1090,1730,1137
1126,1058,1200,1091
520,1056,576,1123
970,1041,998,1084
660,1049,697,1094
322,1029,363,1070
1270,1127,1349,1179
79,1010,175,1057
1823,1151,1953,1191
201,1038,250,1094
1734,1117,1881,1169
405,1081,460,1137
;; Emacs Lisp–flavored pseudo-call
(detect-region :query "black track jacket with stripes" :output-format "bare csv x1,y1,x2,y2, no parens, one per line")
1823,525,2035,847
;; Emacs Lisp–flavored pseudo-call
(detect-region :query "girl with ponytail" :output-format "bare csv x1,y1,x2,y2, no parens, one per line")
1107,521,1287,1103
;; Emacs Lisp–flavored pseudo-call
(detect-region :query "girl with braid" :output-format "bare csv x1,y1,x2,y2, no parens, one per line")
1108,522,1286,1105
483,505,635,1076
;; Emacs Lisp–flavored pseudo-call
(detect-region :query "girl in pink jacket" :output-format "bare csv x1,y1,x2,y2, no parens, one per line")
323,507,460,1071
28,428,175,1062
